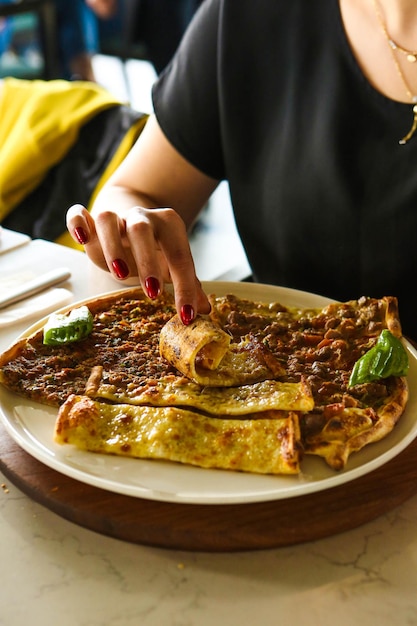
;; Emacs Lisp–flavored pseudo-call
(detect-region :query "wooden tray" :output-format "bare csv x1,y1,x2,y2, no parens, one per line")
1,422,417,552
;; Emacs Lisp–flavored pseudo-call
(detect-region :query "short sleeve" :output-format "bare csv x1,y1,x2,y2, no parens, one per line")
152,0,225,180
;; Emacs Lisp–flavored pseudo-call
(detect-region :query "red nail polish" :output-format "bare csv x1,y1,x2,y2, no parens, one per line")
112,258,129,279
145,276,161,299
180,304,195,325
74,226,88,245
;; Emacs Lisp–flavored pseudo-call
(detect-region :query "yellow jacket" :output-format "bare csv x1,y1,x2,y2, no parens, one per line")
0,78,147,246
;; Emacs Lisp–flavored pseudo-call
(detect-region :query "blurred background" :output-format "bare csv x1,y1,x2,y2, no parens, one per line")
0,0,204,105
0,0,251,281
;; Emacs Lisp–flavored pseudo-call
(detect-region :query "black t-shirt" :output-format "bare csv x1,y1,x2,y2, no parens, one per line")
153,0,417,337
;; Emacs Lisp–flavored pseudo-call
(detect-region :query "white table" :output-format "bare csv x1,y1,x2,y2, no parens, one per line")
1,234,417,626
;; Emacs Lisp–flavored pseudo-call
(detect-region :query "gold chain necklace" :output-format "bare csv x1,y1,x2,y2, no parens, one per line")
372,0,417,144
388,39,417,64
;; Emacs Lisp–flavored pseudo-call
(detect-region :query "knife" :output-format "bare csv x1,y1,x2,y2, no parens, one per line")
0,267,71,310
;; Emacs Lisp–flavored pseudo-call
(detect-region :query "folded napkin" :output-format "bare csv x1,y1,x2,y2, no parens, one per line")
0,287,73,328
0,227,30,255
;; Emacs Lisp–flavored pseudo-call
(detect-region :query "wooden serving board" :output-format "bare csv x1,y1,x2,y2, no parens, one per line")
1,421,417,552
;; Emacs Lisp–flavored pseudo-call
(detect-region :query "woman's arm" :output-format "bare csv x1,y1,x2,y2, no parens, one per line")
66,114,219,323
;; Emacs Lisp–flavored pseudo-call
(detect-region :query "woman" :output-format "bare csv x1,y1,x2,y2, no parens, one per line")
67,0,417,337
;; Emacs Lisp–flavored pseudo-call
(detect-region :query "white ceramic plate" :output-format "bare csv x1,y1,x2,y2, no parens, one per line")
1,282,417,505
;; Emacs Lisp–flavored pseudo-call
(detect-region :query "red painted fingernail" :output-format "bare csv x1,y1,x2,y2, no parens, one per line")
112,258,129,279
145,276,161,299
74,226,88,245
180,304,195,325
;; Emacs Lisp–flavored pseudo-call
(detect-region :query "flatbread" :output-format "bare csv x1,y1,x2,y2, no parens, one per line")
85,366,314,415
159,314,285,386
0,289,409,474
55,394,301,475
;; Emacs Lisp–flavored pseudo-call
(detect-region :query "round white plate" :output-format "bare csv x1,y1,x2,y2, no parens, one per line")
1,282,416,505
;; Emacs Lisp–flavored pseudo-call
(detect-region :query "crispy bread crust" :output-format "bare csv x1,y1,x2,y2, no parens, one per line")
303,377,408,469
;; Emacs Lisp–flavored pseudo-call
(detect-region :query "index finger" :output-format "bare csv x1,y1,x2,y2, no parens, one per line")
149,209,210,323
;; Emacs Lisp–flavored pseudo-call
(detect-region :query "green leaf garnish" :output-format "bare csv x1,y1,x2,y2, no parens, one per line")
43,305,93,345
348,330,409,387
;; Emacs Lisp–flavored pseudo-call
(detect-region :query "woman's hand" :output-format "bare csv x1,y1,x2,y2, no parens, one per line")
66,114,218,323
67,203,211,324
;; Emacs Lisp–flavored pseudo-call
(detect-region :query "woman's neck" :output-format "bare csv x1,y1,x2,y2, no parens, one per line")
376,0,417,45
339,0,417,104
